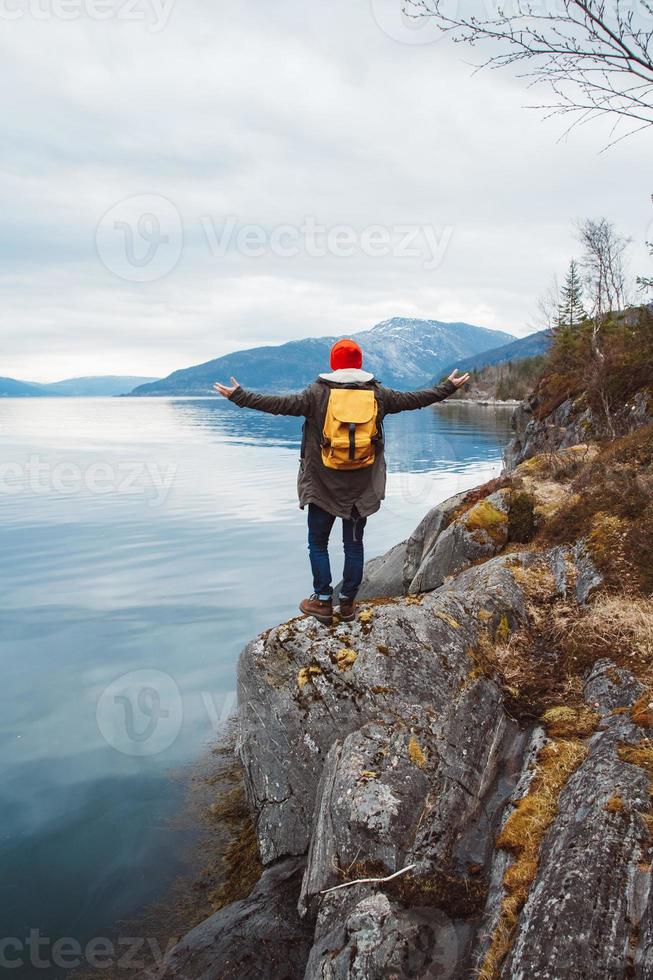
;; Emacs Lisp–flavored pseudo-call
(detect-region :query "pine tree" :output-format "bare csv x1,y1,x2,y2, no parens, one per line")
555,260,587,329
637,240,652,292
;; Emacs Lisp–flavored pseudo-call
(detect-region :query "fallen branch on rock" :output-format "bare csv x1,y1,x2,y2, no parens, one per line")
319,863,417,895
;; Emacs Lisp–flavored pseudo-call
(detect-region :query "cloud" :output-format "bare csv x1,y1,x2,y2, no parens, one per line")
0,0,649,381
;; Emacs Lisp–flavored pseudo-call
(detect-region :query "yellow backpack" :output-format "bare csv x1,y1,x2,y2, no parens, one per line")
321,388,379,470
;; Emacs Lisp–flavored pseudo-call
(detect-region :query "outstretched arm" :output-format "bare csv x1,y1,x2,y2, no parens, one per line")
379,369,469,415
213,377,312,416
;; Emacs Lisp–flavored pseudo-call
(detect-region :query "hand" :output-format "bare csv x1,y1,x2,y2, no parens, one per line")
447,369,470,389
213,377,240,399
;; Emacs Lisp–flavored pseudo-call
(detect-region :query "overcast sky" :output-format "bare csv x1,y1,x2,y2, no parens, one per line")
1,0,650,383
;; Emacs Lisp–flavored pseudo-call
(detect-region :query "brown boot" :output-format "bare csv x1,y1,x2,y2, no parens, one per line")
338,596,356,622
299,594,333,625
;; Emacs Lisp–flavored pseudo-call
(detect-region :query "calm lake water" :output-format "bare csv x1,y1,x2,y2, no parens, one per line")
0,396,513,976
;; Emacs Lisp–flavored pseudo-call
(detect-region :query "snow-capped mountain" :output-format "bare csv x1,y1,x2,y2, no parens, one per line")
130,318,516,395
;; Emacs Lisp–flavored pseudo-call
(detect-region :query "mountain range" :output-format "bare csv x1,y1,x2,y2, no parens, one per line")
0,376,159,397
438,328,551,378
130,318,517,396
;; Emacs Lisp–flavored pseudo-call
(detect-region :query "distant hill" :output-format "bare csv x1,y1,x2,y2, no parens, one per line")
438,329,551,379
0,376,52,397
44,376,159,396
0,375,159,397
130,318,516,396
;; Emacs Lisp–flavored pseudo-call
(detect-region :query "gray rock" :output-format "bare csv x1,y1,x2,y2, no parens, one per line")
504,384,653,471
403,490,469,589
304,890,461,980
346,539,407,600
337,491,468,603
154,857,313,980
237,549,534,865
501,710,651,979
572,537,604,604
468,659,652,980
408,488,512,593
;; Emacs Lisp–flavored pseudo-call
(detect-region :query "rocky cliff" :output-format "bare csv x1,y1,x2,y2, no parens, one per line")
157,390,653,980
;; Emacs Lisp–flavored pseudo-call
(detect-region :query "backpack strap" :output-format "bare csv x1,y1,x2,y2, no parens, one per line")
348,423,356,460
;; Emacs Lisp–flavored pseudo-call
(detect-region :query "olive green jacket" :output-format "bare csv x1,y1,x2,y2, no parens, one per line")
230,373,457,519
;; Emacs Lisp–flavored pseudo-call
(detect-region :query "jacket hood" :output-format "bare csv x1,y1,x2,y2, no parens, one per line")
318,368,375,384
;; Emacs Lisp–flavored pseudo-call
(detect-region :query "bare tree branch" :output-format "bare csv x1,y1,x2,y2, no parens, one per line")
405,0,653,141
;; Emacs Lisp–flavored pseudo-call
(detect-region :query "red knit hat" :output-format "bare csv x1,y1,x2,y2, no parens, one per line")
330,338,363,371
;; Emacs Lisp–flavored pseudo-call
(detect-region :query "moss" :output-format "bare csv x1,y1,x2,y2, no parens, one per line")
479,738,587,980
377,644,389,655
540,705,599,739
358,608,374,624
495,614,510,644
507,492,537,543
207,782,263,912
434,610,461,630
605,795,626,813
587,511,630,569
446,476,510,525
408,736,427,768
463,498,509,545
618,741,653,778
335,647,358,671
631,693,653,728
297,663,322,689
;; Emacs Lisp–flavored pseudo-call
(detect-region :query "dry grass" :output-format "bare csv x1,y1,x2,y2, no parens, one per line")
559,595,653,684
478,738,588,980
540,705,599,739
514,444,597,482
538,424,653,595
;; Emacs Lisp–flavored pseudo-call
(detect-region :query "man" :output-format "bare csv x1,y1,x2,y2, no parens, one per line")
214,338,469,625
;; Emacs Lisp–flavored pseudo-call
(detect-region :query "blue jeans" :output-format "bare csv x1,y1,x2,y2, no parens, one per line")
307,503,367,600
